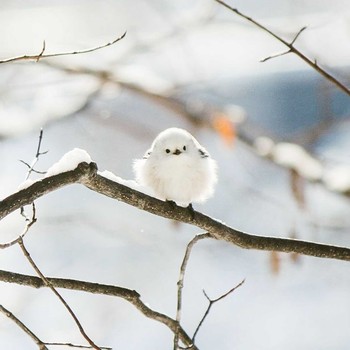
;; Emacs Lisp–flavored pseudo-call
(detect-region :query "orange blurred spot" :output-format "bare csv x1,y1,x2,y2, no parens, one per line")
270,251,280,275
212,114,236,146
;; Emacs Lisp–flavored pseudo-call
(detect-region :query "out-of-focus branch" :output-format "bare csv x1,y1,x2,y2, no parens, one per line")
42,61,350,200
214,0,350,96
0,304,49,350
1,162,350,261
0,269,197,350
0,32,126,64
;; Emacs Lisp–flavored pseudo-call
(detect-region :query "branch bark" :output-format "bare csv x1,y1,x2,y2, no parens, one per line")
0,269,196,350
1,161,349,261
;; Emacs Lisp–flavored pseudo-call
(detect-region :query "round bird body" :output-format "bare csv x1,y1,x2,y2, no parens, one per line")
134,128,217,207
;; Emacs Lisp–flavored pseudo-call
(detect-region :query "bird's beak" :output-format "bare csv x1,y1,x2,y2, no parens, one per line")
173,149,181,155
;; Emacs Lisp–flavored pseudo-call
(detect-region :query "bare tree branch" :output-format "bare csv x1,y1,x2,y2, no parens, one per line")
0,203,36,249
214,0,350,96
191,279,245,344
260,49,290,63
20,128,48,179
0,304,49,350
36,40,46,62
0,304,109,349
0,269,197,350
174,233,212,349
261,26,308,63
0,32,126,64
290,26,307,45
18,238,103,350
1,162,349,261
44,343,111,349
19,160,46,174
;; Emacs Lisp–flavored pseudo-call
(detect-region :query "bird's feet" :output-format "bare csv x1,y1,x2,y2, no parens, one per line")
166,200,177,210
166,200,195,220
187,203,195,221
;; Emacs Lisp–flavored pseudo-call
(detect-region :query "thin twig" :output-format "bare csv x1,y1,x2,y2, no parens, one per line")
0,202,37,249
0,304,111,350
0,304,49,350
0,32,126,64
15,129,46,246
20,128,47,180
191,279,245,343
174,233,212,350
260,49,290,62
214,0,350,96
19,160,46,174
44,342,111,349
260,26,306,62
36,41,46,62
17,238,102,350
290,26,307,45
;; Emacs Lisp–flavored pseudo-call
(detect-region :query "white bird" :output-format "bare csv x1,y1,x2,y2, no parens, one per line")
133,127,217,208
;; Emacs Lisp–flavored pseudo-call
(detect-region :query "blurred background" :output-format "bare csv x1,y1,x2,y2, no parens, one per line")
0,0,350,349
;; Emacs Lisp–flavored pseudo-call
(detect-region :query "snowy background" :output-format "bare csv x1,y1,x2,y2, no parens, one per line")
1,1,350,349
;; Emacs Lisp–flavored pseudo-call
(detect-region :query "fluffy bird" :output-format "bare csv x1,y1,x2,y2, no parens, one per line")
133,127,217,207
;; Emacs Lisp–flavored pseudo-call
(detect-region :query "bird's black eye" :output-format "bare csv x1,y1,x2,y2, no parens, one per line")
165,149,170,153
183,146,186,151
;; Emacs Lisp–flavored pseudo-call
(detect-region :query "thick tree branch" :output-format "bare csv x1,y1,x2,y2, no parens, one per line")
214,0,350,96
0,32,126,64
0,162,94,220
0,269,197,350
1,162,350,261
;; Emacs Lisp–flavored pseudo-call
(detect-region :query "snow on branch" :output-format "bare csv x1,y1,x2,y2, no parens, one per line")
1,156,350,261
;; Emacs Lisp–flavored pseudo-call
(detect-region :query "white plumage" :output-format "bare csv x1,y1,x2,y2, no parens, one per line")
133,128,217,207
